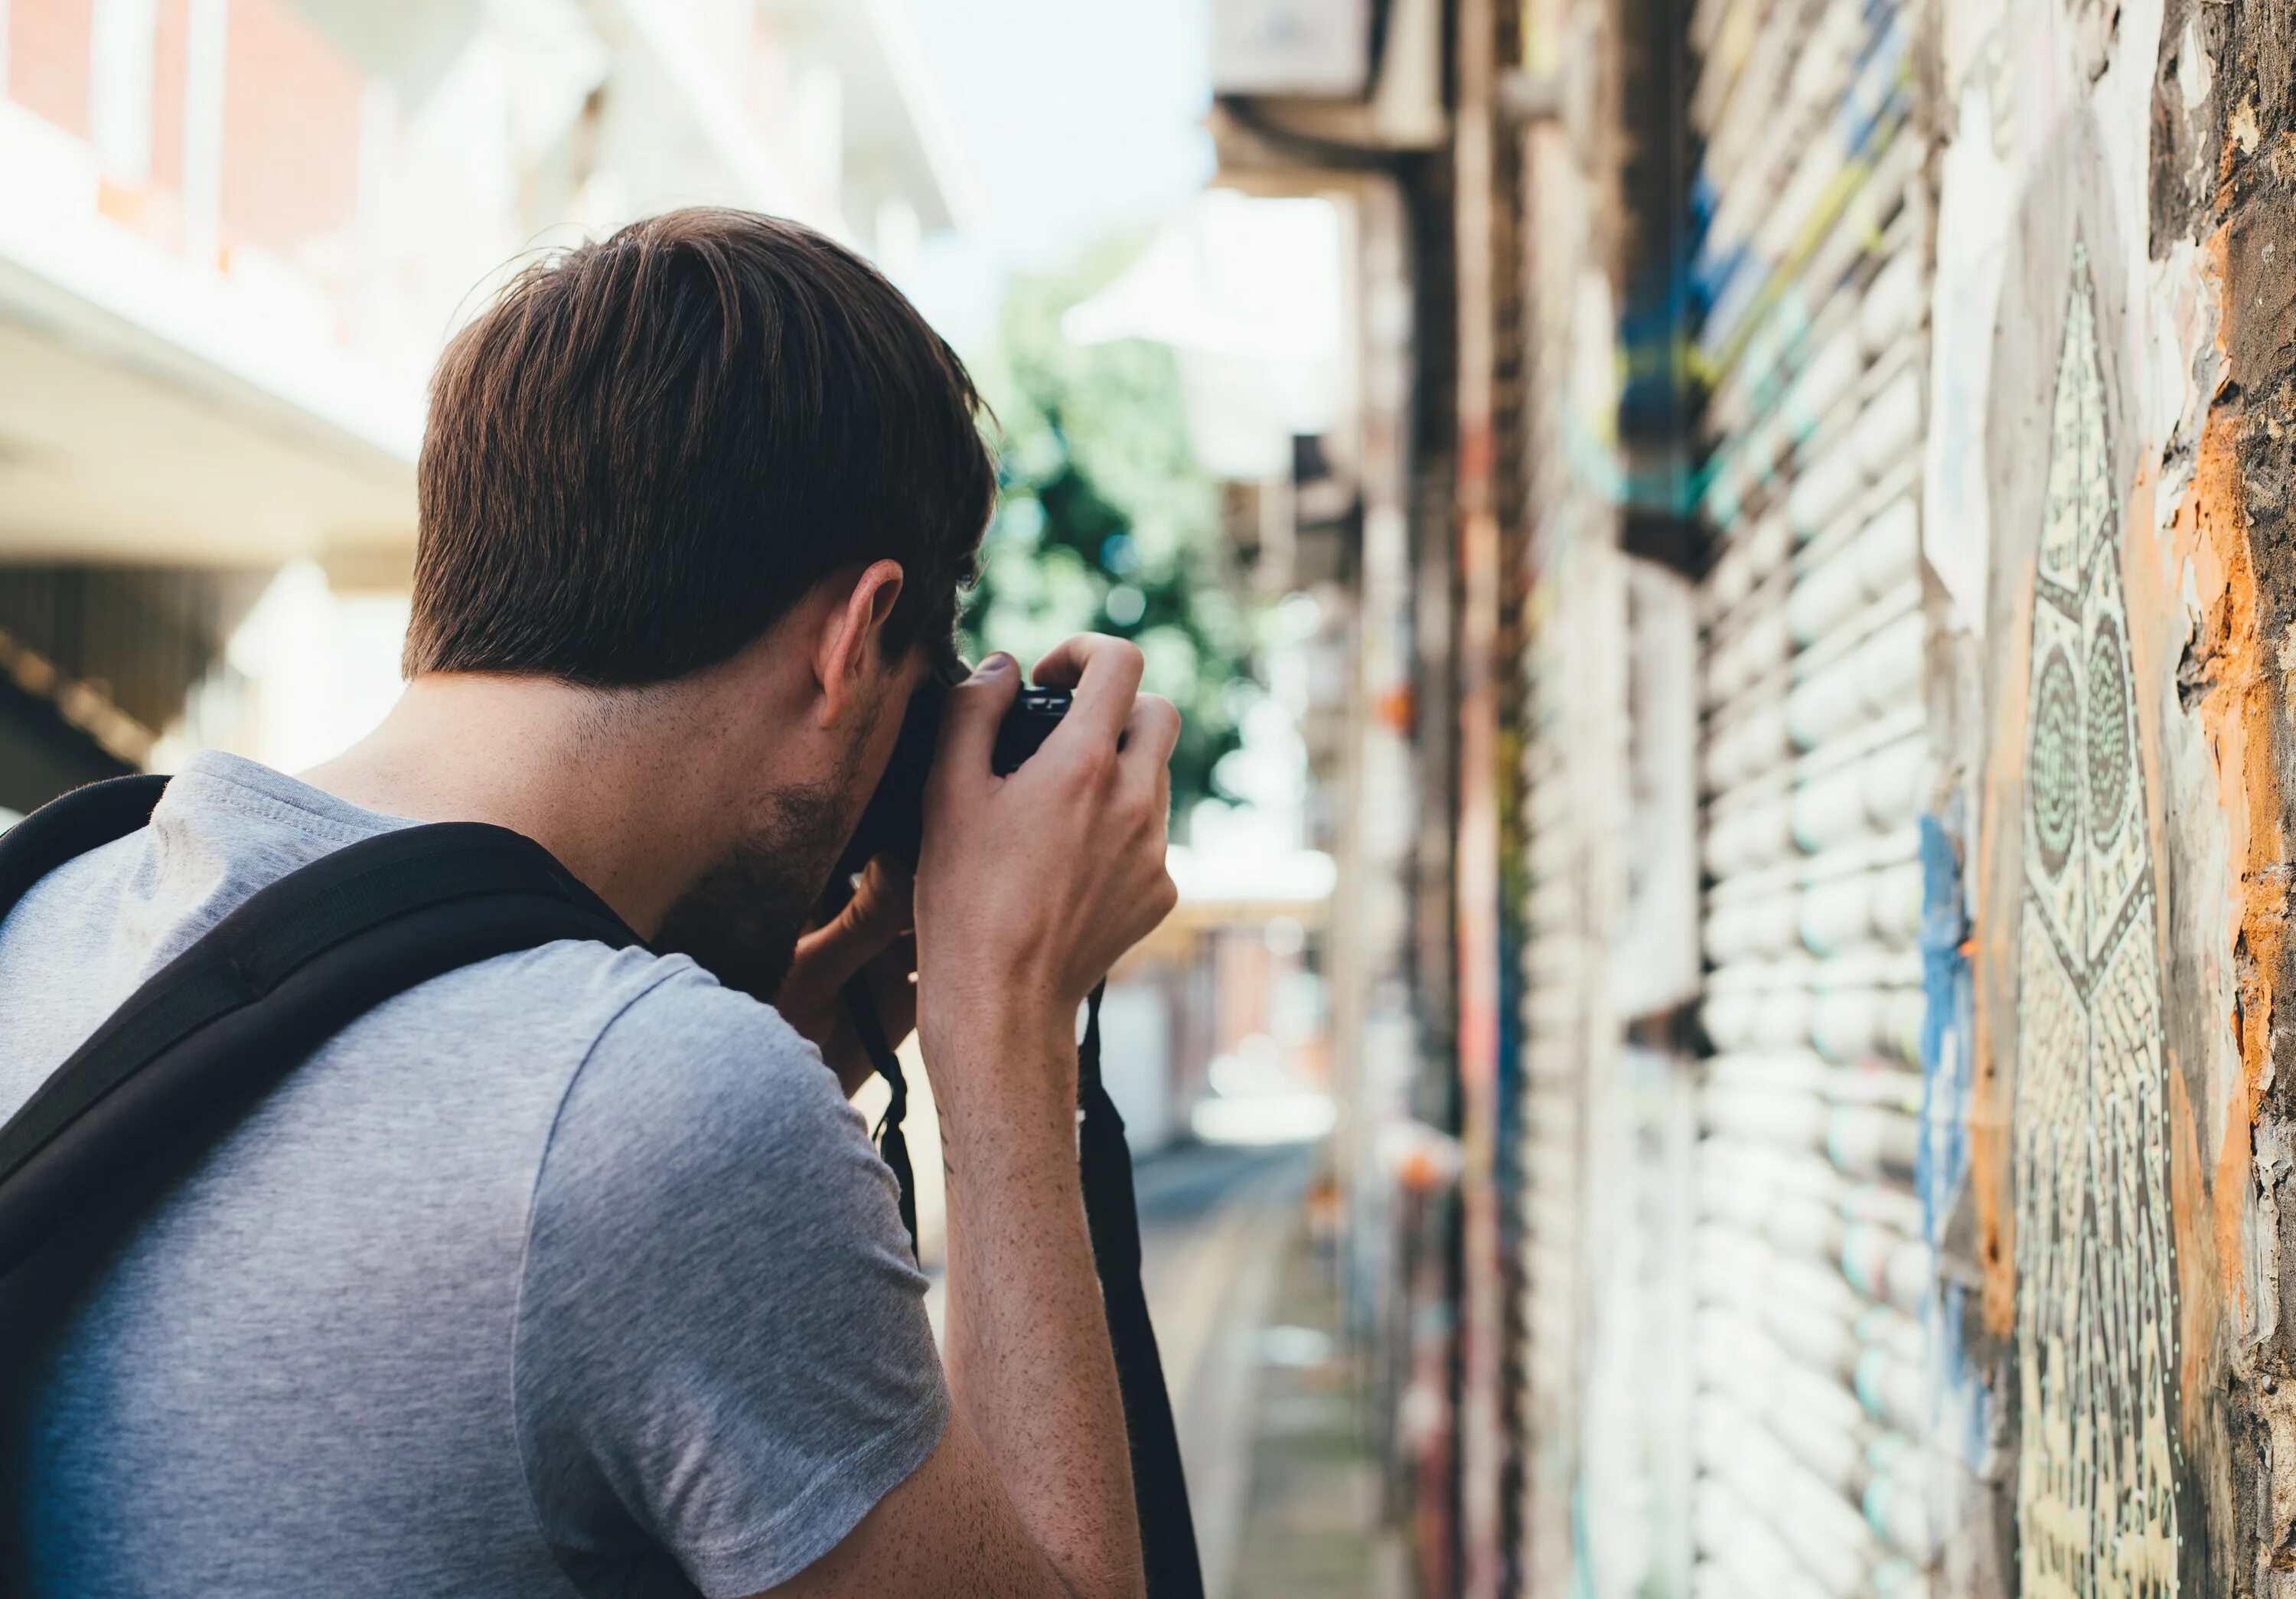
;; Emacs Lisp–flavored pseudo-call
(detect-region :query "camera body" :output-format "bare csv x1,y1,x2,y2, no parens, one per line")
992,687,1072,776
832,661,1070,880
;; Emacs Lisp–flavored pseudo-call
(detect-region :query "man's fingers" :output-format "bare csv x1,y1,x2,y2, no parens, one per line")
1032,635,1145,749
1122,694,1182,768
793,858,914,994
933,653,1022,788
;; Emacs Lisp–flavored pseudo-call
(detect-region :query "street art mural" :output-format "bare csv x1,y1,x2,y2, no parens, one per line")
1936,0,2296,1585
2011,242,2180,1598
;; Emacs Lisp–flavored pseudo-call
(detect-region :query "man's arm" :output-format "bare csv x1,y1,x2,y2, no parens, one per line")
765,639,1176,1599
762,1010,1133,1599
765,1405,1090,1595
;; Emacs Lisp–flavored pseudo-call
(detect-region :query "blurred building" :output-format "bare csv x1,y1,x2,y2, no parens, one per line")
1213,0,2296,1595
0,0,972,814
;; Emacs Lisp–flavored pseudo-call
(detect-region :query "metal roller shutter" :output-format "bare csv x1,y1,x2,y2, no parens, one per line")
1685,0,1937,1592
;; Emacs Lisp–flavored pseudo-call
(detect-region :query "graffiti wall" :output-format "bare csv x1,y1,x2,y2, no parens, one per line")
1492,0,2296,1588
1927,0,2296,1590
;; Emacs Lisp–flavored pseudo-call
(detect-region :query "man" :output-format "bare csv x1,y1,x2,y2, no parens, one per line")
0,209,1175,1598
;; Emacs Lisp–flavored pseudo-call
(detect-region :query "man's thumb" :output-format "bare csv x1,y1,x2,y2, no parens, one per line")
934,652,1021,780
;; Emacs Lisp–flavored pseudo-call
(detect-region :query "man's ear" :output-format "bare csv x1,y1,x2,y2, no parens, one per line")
816,560,906,727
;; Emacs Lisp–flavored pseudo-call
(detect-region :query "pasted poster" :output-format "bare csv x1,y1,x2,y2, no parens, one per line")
1967,66,2251,1590
2008,238,2179,1597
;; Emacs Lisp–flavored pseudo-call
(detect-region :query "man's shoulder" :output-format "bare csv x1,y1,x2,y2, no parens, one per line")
383,938,806,1064
566,950,815,1065
511,948,904,1336
547,946,832,1108
481,946,863,1195
354,940,844,1150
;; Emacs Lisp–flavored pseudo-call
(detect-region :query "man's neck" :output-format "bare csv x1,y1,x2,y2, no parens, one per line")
298,674,735,938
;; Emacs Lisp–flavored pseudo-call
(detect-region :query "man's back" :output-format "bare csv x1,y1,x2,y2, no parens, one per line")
0,753,945,1598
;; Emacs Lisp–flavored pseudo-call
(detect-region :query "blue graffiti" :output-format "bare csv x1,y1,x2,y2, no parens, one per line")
1916,807,1988,1471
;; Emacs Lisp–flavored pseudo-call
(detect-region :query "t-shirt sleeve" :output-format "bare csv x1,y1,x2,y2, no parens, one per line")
514,965,948,1597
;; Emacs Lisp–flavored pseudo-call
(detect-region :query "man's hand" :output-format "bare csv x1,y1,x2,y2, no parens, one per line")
776,859,918,1098
914,640,1180,1099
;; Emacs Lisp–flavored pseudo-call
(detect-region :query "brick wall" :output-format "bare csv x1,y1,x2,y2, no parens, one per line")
5,0,365,264
148,0,188,193
217,0,361,259
8,0,96,139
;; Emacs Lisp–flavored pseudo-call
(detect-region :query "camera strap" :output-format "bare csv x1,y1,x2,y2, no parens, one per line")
845,974,1205,1599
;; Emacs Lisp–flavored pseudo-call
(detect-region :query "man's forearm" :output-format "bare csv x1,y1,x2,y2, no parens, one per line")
931,1011,1143,1599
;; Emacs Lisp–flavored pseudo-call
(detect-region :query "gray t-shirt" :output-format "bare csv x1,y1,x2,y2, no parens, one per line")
0,752,947,1597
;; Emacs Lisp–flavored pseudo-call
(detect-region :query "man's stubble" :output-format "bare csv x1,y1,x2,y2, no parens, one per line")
651,690,885,1003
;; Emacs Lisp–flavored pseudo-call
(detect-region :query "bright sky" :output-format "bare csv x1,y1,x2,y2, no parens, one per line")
902,0,1215,346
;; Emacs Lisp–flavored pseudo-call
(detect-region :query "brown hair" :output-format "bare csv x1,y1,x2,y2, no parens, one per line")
405,208,994,684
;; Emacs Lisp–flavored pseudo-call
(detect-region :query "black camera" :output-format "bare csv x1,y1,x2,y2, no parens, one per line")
833,658,1070,880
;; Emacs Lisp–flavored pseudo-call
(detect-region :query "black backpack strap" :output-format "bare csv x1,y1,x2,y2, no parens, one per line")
0,788,637,1278
848,972,1205,1598
0,774,170,913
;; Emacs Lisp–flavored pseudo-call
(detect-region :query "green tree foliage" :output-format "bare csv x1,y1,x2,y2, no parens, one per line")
960,247,1254,825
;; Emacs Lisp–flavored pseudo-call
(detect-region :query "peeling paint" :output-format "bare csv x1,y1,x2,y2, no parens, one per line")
2172,1061,2227,1428
2167,403,2280,1343
2256,1126,2291,1349
2256,1381,2296,1581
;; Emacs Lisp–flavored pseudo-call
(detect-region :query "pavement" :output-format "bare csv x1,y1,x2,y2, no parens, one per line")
922,1136,1400,1598
1133,1141,1402,1599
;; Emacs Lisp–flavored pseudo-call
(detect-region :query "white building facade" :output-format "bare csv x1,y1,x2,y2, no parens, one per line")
0,0,974,807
